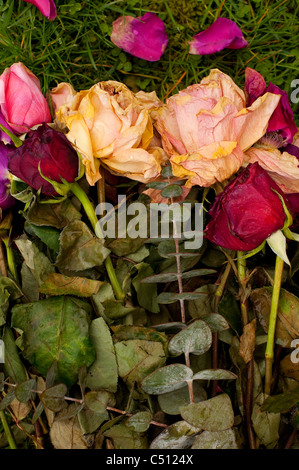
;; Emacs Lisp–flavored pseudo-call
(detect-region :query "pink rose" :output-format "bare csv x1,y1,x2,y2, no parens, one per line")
0,63,51,134
153,69,280,187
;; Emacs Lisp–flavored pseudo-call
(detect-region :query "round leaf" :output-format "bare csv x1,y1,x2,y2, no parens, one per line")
141,364,193,395
168,319,212,356
161,184,183,199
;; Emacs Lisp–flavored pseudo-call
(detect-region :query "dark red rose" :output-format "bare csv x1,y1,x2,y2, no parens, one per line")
8,124,79,196
205,162,291,251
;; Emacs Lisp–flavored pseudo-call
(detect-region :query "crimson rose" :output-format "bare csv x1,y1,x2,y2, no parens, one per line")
8,124,79,196
205,162,291,251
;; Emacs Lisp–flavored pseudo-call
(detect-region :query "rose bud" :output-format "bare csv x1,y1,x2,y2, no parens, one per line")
8,124,79,196
23,0,57,20
0,62,51,135
189,17,248,55
111,12,168,61
205,162,292,251
0,143,15,211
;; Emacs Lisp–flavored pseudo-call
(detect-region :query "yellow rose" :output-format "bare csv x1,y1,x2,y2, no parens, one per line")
51,81,166,185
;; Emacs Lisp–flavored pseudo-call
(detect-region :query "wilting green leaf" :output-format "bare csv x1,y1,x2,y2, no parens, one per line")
15,237,55,286
25,223,60,253
252,393,280,447
0,277,23,324
191,429,239,449
11,296,96,387
141,364,193,395
15,379,36,403
161,184,183,199
40,383,68,412
112,325,168,354
115,340,166,388
180,393,235,431
49,405,88,449
107,236,145,257
39,272,102,297
279,353,299,381
150,420,199,449
158,382,207,415
126,411,152,432
132,263,159,313
217,291,243,335
261,388,299,413
86,318,118,392
103,422,148,449
27,198,82,229
140,269,216,284
192,369,237,381
168,320,212,356
2,326,27,384
20,262,39,302
56,220,110,272
0,388,16,412
251,287,299,347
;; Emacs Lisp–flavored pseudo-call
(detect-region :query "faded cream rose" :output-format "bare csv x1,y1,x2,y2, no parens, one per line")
152,69,281,187
51,81,166,185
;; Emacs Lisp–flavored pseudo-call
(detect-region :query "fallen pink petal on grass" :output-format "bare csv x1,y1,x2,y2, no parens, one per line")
110,12,168,61
189,17,248,55
23,0,57,20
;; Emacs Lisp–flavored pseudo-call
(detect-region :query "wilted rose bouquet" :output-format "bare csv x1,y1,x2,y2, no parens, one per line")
0,53,298,451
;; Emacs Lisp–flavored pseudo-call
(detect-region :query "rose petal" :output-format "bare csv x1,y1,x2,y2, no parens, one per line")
245,67,266,106
23,0,57,20
189,17,248,55
245,145,299,193
111,12,168,61
50,82,77,114
171,141,244,187
266,82,297,143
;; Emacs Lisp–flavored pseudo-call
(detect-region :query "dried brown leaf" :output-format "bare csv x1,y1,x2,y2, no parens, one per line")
239,319,256,364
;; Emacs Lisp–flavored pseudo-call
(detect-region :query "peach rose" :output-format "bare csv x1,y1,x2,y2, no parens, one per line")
51,81,166,185
153,69,281,187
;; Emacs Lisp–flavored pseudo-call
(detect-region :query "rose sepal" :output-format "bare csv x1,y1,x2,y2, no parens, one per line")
0,123,23,147
266,229,290,265
37,162,75,196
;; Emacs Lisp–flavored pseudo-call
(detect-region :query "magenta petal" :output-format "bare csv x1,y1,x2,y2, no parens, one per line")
189,17,248,55
23,0,57,20
110,12,168,61
266,83,297,144
245,67,266,106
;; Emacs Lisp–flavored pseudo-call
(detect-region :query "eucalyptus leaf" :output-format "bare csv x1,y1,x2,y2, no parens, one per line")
192,369,238,381
191,429,239,449
132,263,159,313
84,390,114,414
11,296,96,387
40,383,68,412
141,364,193,395
15,379,36,403
161,184,183,199
168,320,212,356
158,382,207,415
180,394,235,431
103,422,148,449
150,420,199,449
140,269,216,284
126,411,152,433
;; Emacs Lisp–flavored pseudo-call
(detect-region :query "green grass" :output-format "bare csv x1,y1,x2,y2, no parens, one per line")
0,0,298,120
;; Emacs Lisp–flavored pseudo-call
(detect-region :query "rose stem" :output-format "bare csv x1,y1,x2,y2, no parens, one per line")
70,181,124,300
0,411,18,449
211,262,232,397
264,255,284,395
237,251,256,450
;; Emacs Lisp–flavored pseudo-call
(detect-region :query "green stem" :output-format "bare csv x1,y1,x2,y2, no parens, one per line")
0,411,17,449
265,255,284,395
70,182,124,301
